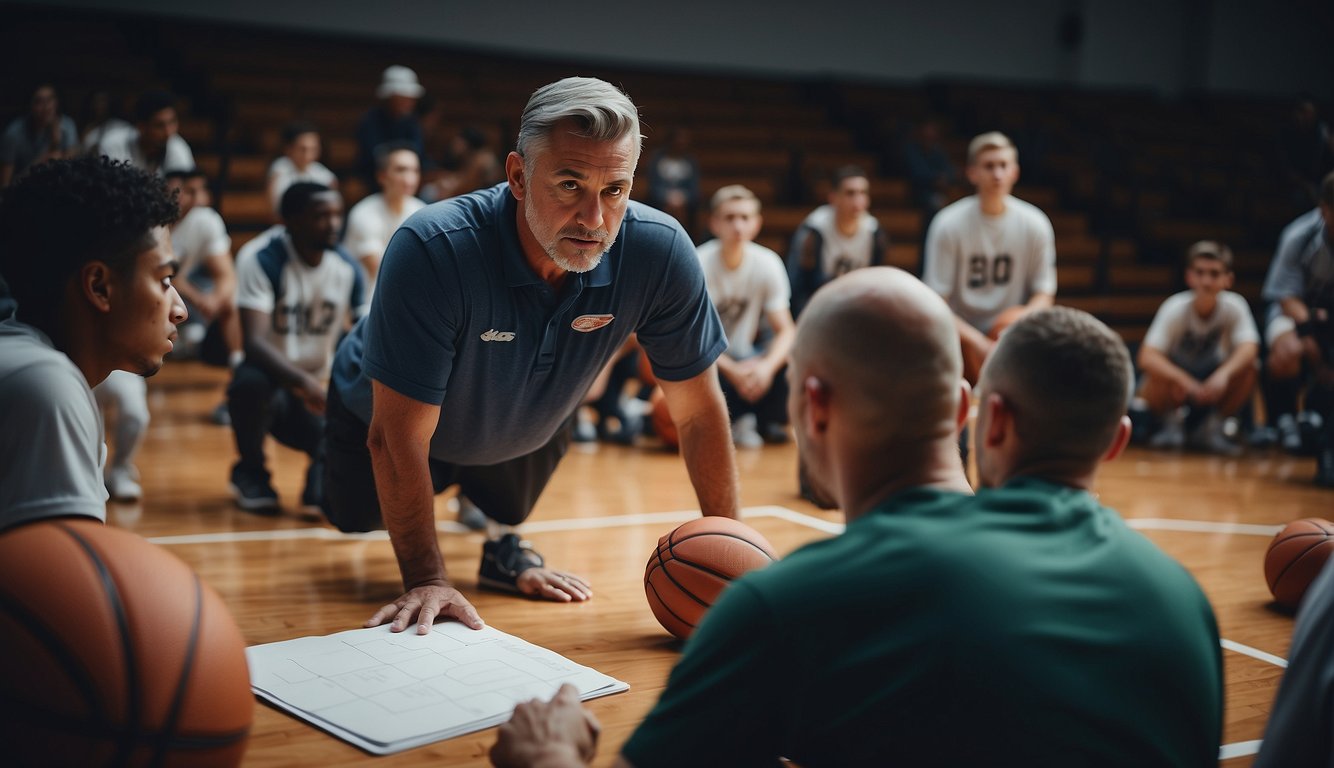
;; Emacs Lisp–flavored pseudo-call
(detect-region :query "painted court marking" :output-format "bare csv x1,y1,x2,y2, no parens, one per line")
147,506,1284,759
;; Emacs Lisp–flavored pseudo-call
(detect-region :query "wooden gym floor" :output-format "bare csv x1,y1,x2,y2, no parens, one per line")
112,361,1330,767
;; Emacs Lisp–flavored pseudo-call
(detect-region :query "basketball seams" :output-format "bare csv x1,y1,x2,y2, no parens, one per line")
668,530,777,561
0,590,108,722
58,522,143,767
1275,539,1334,600
152,574,203,768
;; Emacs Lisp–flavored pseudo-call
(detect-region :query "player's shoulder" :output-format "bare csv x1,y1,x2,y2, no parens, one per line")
401,184,507,242
1007,195,1054,224
1217,290,1256,315
0,329,89,407
933,195,978,225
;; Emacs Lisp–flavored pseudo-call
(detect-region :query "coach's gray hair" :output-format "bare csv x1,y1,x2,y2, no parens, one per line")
515,77,642,159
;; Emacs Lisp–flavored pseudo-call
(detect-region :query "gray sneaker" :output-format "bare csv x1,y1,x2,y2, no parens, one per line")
1189,414,1243,457
1149,409,1186,450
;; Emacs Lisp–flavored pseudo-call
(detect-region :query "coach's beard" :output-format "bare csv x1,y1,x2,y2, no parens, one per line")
546,226,615,273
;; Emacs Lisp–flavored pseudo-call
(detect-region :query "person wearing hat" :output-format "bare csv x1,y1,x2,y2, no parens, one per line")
356,65,426,190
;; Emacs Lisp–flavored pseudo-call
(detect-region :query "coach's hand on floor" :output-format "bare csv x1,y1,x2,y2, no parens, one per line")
366,581,485,635
518,568,593,602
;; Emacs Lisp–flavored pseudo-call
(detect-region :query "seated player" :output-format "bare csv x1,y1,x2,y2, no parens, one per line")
489,272,1222,768
342,142,425,296
267,121,338,215
1136,240,1258,456
227,183,366,513
786,165,888,319
1259,171,1334,484
0,156,185,530
98,90,194,176
696,185,795,447
923,131,1056,384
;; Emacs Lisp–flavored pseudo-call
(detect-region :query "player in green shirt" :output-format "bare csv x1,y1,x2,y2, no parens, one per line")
490,272,1222,768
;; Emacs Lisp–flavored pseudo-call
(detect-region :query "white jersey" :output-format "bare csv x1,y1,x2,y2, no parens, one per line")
268,156,338,211
923,195,1057,332
236,224,285,265
342,192,426,297
236,234,367,379
697,240,790,360
1143,290,1259,371
171,206,230,280
802,205,881,279
98,125,194,175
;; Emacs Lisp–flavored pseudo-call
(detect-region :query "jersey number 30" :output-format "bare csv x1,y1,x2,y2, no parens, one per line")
968,254,1012,289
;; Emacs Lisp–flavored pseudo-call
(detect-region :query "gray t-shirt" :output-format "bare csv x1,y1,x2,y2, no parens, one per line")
0,319,107,531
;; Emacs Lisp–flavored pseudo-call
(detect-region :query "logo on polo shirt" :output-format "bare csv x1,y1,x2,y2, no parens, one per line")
571,314,614,333
480,329,516,342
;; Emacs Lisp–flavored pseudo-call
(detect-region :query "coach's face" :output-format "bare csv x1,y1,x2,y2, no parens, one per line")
105,226,188,377
507,123,636,276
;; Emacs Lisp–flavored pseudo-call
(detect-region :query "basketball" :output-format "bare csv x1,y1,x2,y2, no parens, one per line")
644,517,778,640
0,519,253,766
650,388,679,450
1264,518,1334,609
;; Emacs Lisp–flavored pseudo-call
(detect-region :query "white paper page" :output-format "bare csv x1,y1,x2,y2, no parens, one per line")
247,623,628,755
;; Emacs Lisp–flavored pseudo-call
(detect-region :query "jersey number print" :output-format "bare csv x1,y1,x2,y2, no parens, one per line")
968,254,1013,289
274,300,338,336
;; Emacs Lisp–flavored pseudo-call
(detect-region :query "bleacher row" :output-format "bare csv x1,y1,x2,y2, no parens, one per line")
3,6,1311,346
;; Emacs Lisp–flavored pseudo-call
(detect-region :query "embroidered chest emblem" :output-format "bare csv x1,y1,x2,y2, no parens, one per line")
480,329,516,342
571,314,614,333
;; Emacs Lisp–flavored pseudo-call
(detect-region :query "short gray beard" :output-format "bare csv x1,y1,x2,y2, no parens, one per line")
545,236,616,273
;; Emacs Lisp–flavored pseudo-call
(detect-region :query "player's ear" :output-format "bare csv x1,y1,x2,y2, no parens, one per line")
505,151,526,199
82,260,115,314
955,379,971,433
1101,415,1132,463
982,392,1011,449
804,375,831,436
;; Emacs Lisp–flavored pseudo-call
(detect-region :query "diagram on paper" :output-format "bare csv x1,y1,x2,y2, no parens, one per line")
248,623,628,754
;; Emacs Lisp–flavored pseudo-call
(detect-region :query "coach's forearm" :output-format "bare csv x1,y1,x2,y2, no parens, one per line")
663,367,740,519
367,424,449,588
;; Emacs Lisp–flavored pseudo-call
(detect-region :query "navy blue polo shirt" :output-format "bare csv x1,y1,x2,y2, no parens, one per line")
330,183,726,466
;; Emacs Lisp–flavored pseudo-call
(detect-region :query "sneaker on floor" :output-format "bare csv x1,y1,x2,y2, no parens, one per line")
732,414,763,449
478,533,544,593
211,401,231,426
106,465,142,502
456,494,488,531
761,422,790,445
1188,415,1243,457
1278,413,1303,454
1317,448,1334,488
300,460,324,513
230,464,279,514
1149,409,1187,449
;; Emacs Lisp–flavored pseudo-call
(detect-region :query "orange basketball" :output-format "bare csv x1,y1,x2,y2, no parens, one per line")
650,387,679,450
644,517,778,640
1265,518,1334,609
0,519,253,766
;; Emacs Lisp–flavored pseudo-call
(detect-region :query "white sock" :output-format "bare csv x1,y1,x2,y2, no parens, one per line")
484,519,517,540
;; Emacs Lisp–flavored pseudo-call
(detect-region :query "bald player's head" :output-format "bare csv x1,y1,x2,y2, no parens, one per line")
789,267,964,508
974,306,1132,488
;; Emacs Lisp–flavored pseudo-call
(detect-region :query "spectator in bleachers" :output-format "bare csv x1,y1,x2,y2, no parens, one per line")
355,65,425,191
646,127,701,239
99,90,194,176
343,142,425,296
77,90,130,156
267,121,338,214
227,183,366,514
1260,171,1334,486
1,84,78,187
923,131,1056,385
901,118,958,223
697,185,795,448
1276,97,1334,214
786,165,889,319
421,126,503,202
1134,241,1257,456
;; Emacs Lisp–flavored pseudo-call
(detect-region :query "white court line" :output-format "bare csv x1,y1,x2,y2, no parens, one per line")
1218,740,1262,760
1127,518,1284,537
1221,638,1288,668
147,505,844,546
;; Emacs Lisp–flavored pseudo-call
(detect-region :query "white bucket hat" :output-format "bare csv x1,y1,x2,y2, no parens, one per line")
377,65,424,99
